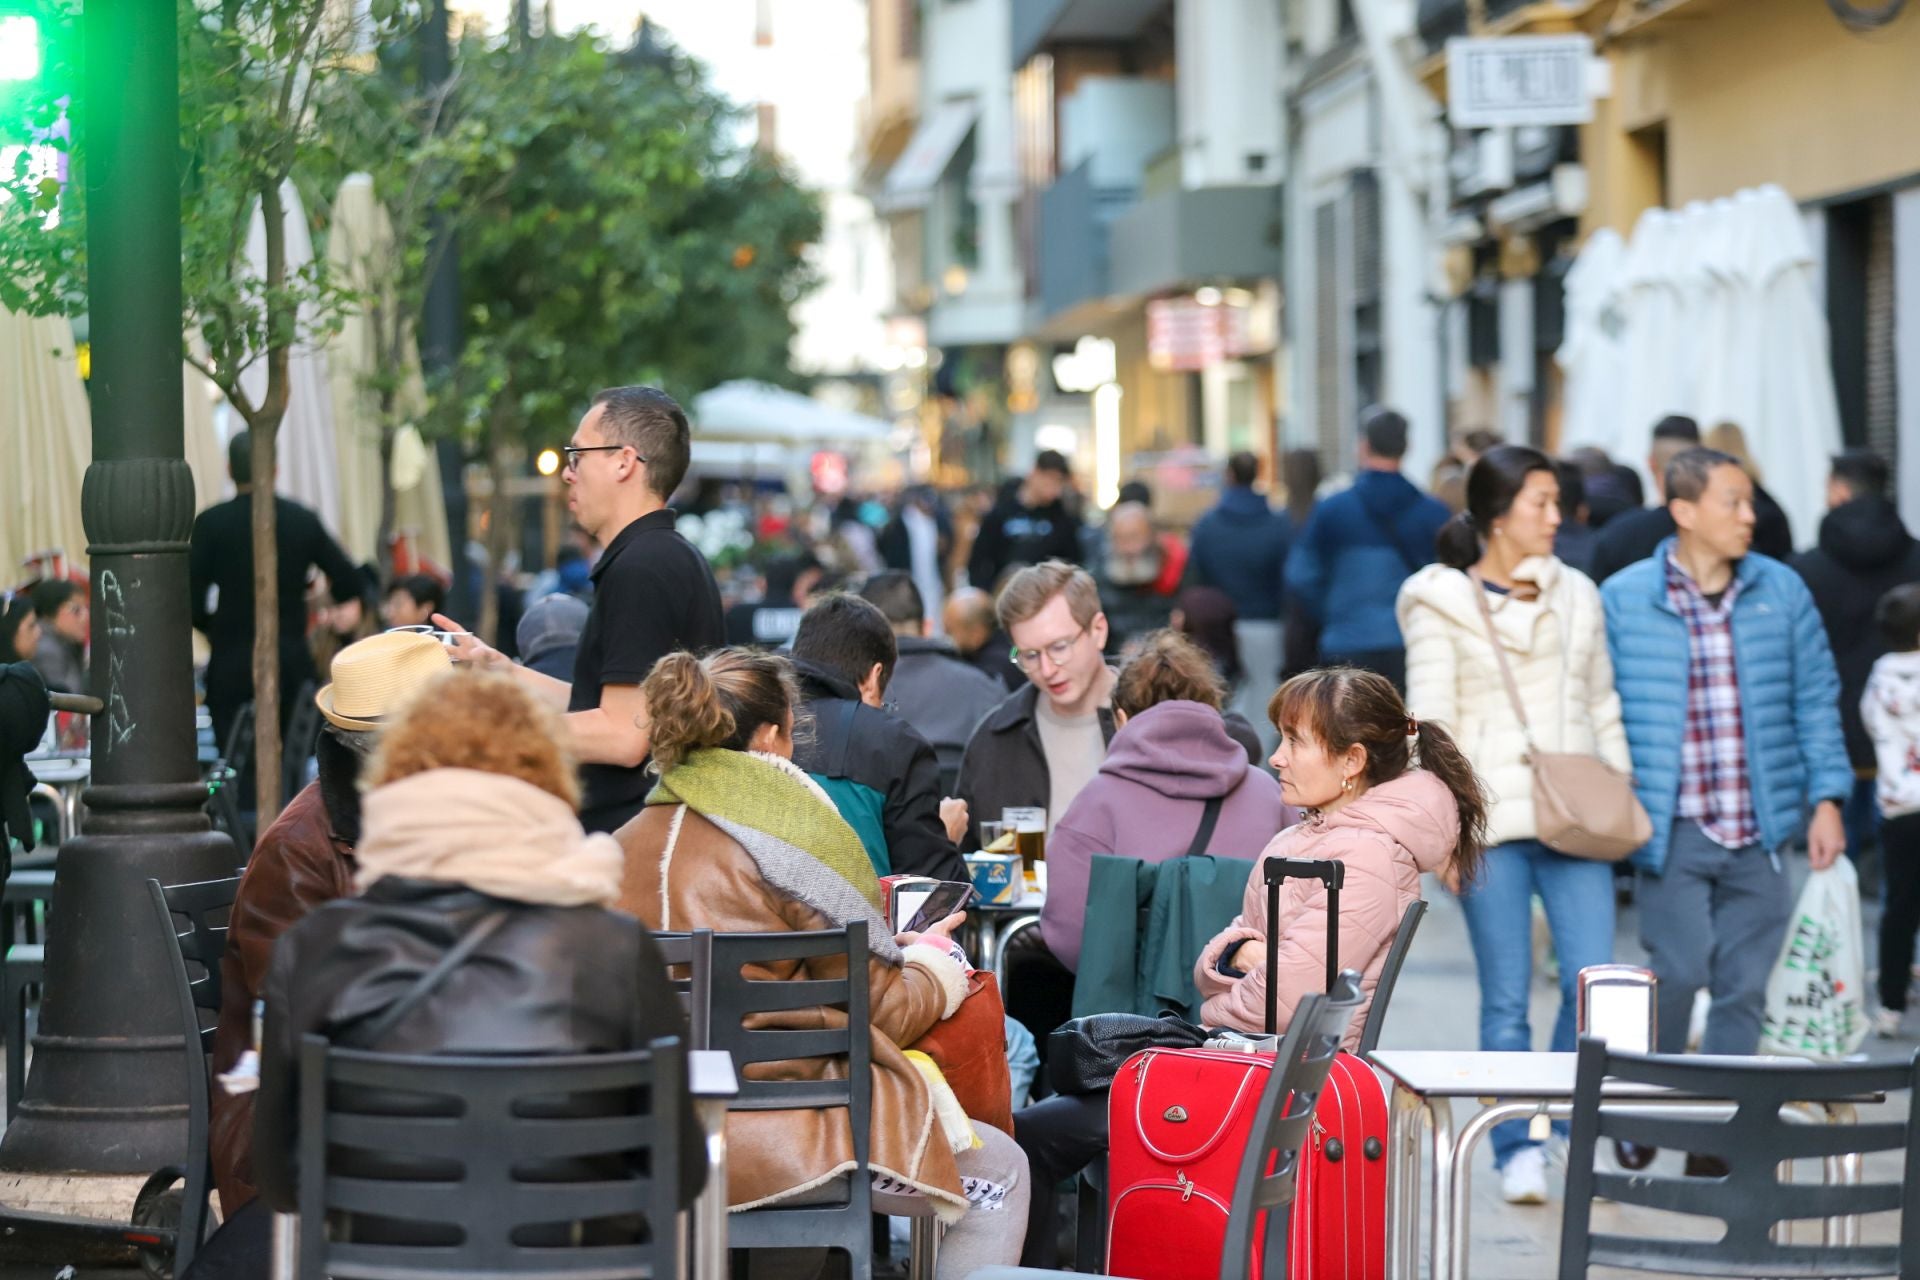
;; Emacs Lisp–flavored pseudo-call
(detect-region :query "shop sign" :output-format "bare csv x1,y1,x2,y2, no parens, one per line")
1146,297,1252,372
1447,35,1595,128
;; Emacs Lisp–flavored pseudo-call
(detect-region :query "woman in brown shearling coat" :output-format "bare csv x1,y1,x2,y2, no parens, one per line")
616,648,1029,1277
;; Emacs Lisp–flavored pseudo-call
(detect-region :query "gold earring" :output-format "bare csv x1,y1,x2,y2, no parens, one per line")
1341,775,1355,795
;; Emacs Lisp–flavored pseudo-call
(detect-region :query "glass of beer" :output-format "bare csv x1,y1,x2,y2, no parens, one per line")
1004,807,1046,876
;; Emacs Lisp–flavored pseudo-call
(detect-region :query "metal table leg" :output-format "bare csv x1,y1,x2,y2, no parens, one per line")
991,914,1041,988
1386,1081,1426,1280
270,1211,297,1280
695,1096,730,1280
1426,1096,1455,1280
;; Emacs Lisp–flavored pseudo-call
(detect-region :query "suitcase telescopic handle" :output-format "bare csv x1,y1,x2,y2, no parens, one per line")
1262,857,1346,1033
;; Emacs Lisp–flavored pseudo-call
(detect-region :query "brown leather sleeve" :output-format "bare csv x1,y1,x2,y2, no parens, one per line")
208,786,356,1215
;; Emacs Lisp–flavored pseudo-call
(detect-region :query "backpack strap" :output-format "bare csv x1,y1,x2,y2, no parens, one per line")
1184,796,1225,858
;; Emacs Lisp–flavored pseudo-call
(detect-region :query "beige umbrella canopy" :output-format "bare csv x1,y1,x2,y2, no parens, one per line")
1,306,90,582
326,174,451,572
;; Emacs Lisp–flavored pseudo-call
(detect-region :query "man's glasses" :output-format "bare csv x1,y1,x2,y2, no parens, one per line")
1010,625,1089,672
561,444,645,469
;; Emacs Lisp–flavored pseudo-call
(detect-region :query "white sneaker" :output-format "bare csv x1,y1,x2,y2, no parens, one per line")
1500,1145,1550,1205
1872,1007,1905,1039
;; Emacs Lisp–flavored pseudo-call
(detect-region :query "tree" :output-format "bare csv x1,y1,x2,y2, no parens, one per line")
426,29,822,640
3,0,414,826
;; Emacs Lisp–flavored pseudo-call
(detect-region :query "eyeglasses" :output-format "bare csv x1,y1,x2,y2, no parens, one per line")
561,444,644,469
1010,625,1089,673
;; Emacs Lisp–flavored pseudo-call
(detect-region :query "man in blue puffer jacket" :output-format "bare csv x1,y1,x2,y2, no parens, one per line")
1283,407,1450,689
1603,448,1852,1077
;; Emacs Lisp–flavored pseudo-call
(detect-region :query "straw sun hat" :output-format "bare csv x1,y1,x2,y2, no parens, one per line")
315,630,454,733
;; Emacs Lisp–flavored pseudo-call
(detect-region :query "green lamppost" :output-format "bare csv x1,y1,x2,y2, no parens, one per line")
0,0,238,1176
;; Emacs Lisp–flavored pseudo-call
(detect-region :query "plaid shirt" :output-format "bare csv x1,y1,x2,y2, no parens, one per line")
1666,554,1758,849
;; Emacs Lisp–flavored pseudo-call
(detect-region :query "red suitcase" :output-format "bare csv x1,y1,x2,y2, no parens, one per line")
1104,857,1388,1280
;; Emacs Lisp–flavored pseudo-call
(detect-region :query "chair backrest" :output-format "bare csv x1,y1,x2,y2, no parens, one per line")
1219,968,1366,1280
1357,899,1427,1056
148,877,240,1052
296,1034,684,1279
221,701,256,777
705,922,874,1270
651,929,712,1050
1557,1037,1920,1279
707,921,871,1121
146,874,241,1276
281,681,321,800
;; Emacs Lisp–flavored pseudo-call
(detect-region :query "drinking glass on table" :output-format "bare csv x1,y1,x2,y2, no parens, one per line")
978,820,1010,852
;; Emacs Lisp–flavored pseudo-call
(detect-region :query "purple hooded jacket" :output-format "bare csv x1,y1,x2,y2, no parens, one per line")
1041,699,1297,971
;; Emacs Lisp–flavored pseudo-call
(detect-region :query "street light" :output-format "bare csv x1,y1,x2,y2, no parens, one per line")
0,15,38,81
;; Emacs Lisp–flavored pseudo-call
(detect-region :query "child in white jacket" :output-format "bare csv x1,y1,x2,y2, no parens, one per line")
1861,583,1920,1037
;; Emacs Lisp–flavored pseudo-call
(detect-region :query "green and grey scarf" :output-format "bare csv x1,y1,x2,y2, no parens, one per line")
649,748,900,961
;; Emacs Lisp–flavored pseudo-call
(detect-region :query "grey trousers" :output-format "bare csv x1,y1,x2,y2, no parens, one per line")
1636,820,1793,1056
1231,619,1283,756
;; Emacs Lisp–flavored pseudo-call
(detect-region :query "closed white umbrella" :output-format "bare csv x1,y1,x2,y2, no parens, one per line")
182,359,226,511
242,178,342,538
1553,227,1628,455
1747,184,1842,545
1616,207,1690,488
0,306,90,579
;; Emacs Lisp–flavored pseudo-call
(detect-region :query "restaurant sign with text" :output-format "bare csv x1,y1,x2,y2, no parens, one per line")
1446,35,1596,128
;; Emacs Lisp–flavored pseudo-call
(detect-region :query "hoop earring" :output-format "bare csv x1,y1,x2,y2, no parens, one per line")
1341,775,1355,796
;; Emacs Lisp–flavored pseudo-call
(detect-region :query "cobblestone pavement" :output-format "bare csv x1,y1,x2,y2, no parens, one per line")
1386,860,1912,1279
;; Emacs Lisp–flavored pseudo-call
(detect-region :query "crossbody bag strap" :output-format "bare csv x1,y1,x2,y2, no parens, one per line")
1466,569,1535,753
356,909,511,1047
1184,795,1225,858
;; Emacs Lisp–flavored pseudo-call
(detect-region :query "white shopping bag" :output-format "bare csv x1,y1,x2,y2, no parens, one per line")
1758,858,1869,1060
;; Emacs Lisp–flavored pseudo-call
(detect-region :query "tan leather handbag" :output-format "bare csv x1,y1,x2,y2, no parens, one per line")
1469,572,1652,861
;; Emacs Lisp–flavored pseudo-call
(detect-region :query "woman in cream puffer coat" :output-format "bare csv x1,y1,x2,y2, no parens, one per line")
1395,444,1630,1200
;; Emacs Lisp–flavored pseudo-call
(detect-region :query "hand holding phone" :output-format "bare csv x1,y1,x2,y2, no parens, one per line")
898,881,977,935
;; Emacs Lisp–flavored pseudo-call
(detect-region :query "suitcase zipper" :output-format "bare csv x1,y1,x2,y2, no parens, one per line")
1312,1116,1327,1152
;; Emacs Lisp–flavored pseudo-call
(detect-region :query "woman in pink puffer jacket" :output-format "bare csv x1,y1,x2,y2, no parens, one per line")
1194,666,1489,1049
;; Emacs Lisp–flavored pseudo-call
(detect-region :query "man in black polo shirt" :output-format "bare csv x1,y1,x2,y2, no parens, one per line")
437,385,724,831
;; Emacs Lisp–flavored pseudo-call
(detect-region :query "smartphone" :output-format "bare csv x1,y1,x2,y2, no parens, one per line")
899,881,977,934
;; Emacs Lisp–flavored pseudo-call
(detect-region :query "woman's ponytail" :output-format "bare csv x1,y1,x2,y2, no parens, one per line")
1413,719,1489,886
643,651,735,774
1434,511,1481,571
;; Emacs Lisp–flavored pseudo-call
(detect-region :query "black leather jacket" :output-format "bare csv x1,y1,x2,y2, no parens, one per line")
253,877,705,1218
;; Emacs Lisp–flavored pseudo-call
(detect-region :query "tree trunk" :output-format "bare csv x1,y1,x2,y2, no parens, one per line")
477,414,508,646
375,407,398,579
252,177,294,827
250,425,281,826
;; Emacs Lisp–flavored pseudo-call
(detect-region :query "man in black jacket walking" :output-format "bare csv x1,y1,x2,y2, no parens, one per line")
190,430,366,775
968,450,1082,590
788,594,968,882
1792,450,1920,861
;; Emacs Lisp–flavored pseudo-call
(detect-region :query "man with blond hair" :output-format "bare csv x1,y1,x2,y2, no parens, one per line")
956,561,1116,854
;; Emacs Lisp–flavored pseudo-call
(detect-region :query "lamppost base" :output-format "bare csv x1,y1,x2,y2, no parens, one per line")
0,809,237,1176
0,1172,152,1266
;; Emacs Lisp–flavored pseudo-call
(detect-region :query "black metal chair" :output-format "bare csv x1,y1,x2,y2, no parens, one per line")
1356,898,1427,1057
280,681,321,804
207,701,255,846
145,875,240,1277
295,1033,686,1279
652,929,713,1051
973,970,1368,1280
707,921,874,1278
1557,1036,1920,1278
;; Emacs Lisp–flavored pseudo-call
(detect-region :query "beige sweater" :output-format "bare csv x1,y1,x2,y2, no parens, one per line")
1396,557,1631,848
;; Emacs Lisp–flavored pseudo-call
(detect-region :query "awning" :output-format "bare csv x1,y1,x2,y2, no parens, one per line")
882,99,977,211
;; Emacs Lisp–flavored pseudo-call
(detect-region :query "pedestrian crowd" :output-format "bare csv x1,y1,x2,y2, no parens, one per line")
20,382,1915,1274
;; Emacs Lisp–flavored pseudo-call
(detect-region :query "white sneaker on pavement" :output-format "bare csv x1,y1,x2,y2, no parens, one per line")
1872,1007,1905,1039
1501,1145,1550,1205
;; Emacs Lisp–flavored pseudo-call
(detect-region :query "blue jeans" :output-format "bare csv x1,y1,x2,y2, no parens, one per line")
1457,839,1617,1166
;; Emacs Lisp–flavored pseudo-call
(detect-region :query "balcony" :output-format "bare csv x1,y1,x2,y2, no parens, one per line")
1035,160,1138,332
1107,182,1281,301
1011,0,1170,69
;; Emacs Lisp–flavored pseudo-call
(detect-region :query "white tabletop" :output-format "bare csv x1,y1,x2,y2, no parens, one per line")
25,756,88,784
1366,1049,1855,1101
689,1048,738,1100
